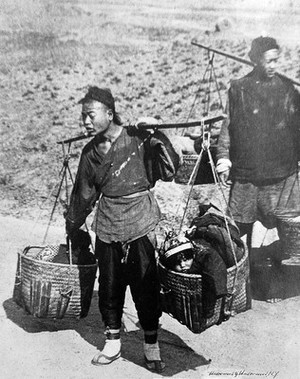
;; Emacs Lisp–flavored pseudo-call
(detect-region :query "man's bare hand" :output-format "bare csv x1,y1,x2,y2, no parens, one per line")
135,117,160,128
219,169,231,187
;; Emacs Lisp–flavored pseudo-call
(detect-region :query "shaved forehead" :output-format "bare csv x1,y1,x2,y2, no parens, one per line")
82,100,108,111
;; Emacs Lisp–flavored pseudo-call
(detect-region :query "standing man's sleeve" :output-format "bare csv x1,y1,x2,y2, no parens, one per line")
216,95,232,173
65,153,99,235
291,88,300,159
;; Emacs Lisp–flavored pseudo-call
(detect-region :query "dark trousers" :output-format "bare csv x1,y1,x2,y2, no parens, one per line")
95,235,162,331
236,221,285,300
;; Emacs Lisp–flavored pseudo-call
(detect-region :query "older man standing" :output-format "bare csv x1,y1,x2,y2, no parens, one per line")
216,36,300,300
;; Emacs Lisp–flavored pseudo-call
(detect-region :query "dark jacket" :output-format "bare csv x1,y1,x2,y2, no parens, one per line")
217,69,300,184
190,209,244,268
187,240,228,298
65,127,180,235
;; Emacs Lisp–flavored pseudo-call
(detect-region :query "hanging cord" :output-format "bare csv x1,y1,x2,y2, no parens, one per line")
210,54,224,112
207,146,235,222
206,148,238,266
206,147,240,311
42,141,73,244
184,52,213,126
32,142,72,234
176,50,228,236
204,52,215,116
183,51,224,137
175,122,240,313
177,120,206,235
62,143,96,253
38,140,95,256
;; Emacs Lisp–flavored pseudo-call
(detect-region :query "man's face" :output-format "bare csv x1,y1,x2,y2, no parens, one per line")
258,49,279,79
81,100,111,135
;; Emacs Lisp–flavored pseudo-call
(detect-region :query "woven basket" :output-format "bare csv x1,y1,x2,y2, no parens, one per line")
175,153,215,185
275,210,300,259
175,155,199,184
158,242,251,333
13,245,98,319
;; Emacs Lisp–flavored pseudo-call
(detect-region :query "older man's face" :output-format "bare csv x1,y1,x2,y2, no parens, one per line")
259,49,279,79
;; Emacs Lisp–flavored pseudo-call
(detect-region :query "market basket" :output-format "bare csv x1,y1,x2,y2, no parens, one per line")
158,241,251,333
175,155,198,184
175,153,215,185
13,244,97,319
275,210,300,259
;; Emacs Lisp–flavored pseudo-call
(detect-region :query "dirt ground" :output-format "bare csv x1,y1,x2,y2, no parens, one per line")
1,1,300,378
1,212,300,379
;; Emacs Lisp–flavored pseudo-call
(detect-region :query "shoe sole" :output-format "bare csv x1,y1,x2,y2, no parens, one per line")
144,356,165,373
91,351,121,366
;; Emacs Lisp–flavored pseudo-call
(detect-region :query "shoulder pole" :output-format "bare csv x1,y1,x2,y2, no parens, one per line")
57,114,227,144
134,114,226,130
191,40,300,87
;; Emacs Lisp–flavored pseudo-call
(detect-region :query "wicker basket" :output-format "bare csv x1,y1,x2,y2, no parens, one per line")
13,245,98,319
175,155,199,184
158,242,251,333
175,153,215,185
275,210,300,259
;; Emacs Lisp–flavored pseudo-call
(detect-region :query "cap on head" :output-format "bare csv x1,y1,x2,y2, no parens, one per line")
79,86,115,111
163,236,194,260
249,36,279,63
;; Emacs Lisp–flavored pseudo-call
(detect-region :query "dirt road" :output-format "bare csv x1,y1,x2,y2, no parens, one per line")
1,214,299,379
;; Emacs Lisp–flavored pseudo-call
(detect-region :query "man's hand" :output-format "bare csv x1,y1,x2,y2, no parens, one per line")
127,117,160,135
216,158,232,187
135,117,160,129
219,169,231,187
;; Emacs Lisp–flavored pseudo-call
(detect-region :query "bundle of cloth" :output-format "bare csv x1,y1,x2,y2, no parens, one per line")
188,204,244,268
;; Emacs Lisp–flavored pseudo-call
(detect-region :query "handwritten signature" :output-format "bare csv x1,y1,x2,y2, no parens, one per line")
208,370,280,378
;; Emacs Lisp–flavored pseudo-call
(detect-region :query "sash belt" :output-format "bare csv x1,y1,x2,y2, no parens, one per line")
102,189,150,199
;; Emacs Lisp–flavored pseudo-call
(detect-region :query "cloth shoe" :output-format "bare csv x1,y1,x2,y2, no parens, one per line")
91,336,121,365
144,342,165,373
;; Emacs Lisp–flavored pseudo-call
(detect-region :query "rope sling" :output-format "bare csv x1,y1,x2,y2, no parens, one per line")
157,120,250,333
165,118,240,315
161,50,242,318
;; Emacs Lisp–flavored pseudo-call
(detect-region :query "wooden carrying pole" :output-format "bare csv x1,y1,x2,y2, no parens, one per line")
133,114,226,130
191,40,300,87
57,114,227,145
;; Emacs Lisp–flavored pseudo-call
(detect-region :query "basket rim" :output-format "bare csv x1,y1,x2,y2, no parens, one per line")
182,154,199,159
277,218,300,224
227,241,248,274
18,245,98,269
274,209,300,219
157,260,202,278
